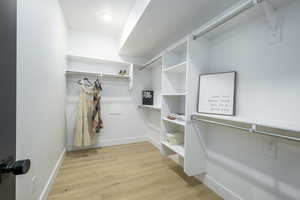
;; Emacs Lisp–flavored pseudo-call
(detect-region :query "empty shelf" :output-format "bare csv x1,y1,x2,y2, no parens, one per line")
162,93,186,96
162,117,186,126
163,62,186,73
162,141,185,157
138,105,161,111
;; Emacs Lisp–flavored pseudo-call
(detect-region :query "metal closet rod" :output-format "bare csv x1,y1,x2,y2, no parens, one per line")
192,117,300,142
193,0,264,40
139,56,162,71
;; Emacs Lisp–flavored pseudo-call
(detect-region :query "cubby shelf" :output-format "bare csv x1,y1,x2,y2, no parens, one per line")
163,62,186,73
162,141,185,157
162,117,186,126
138,105,161,111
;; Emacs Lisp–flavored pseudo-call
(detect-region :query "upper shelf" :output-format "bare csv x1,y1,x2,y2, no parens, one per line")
163,62,186,74
67,55,131,67
65,70,130,79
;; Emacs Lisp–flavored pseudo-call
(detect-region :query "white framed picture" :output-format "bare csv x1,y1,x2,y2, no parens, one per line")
198,72,236,116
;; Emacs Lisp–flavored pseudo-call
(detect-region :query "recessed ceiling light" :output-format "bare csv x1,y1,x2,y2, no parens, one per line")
97,11,112,23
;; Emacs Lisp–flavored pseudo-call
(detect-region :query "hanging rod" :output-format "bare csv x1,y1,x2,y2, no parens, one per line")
139,56,162,71
191,115,300,142
65,70,130,79
193,0,264,40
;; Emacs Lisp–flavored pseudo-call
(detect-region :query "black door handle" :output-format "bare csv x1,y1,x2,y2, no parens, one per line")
0,159,31,175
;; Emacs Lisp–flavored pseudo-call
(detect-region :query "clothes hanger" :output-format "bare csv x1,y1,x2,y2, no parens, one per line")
95,74,103,91
83,77,93,86
76,78,92,87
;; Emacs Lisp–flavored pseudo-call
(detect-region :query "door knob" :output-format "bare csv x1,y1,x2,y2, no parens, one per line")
0,159,30,175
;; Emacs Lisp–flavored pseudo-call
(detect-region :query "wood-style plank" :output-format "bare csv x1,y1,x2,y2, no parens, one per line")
48,142,222,200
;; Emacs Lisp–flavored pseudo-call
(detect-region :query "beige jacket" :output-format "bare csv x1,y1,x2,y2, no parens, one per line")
74,85,96,147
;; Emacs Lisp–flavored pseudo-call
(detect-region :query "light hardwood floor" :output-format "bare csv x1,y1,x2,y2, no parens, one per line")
48,142,222,200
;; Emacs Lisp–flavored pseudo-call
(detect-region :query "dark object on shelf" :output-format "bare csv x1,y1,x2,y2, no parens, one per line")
119,70,128,75
142,90,153,105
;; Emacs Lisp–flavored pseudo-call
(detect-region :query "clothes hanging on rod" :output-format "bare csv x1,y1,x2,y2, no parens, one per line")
74,78,103,147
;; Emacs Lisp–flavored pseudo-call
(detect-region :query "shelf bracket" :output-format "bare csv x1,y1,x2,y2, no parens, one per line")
261,0,281,44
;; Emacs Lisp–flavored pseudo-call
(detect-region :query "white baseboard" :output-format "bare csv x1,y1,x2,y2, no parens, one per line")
147,135,161,149
196,174,242,200
67,136,148,151
39,148,66,200
149,140,241,200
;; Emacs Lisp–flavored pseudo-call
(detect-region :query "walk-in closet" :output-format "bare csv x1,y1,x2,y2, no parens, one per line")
2,0,300,200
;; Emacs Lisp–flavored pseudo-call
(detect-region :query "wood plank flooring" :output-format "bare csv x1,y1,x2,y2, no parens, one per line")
48,142,222,200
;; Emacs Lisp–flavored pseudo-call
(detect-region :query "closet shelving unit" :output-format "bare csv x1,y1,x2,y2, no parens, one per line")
152,36,207,176
161,41,187,159
138,37,210,177
65,54,134,90
138,57,162,112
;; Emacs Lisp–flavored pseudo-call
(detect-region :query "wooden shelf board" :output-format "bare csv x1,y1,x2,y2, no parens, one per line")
138,105,161,111
163,62,186,73
162,117,186,126
162,141,185,157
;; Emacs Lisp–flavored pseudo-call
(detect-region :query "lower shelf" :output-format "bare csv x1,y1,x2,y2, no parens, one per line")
162,117,186,126
162,141,185,157
138,105,161,111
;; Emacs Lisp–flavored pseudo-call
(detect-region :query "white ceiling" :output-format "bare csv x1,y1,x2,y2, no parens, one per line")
60,0,137,38
119,0,241,59
61,0,292,61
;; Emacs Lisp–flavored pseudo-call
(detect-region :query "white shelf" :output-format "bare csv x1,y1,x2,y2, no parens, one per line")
162,141,185,157
192,113,300,133
65,70,130,79
138,105,161,111
162,93,186,96
163,62,186,73
162,117,186,126
67,55,131,66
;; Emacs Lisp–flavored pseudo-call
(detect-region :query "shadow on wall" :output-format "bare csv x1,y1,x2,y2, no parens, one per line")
194,121,300,200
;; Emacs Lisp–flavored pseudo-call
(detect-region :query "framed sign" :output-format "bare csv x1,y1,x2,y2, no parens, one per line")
142,90,154,105
198,72,236,116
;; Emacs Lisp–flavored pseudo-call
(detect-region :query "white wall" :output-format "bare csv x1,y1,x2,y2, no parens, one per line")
196,2,300,200
65,69,150,150
66,31,151,151
68,29,146,64
17,0,67,199
138,65,162,147
68,30,122,62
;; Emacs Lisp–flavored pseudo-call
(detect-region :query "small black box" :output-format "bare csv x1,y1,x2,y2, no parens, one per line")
142,90,153,105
